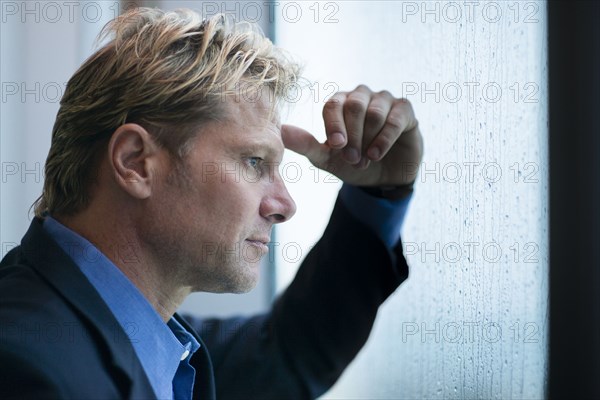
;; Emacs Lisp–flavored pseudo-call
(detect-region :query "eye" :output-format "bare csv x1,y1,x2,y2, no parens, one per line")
246,157,264,170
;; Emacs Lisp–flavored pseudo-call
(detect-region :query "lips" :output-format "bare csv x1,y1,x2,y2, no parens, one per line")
246,236,270,253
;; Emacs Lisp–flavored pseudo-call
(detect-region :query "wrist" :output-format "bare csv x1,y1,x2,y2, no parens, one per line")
358,181,415,201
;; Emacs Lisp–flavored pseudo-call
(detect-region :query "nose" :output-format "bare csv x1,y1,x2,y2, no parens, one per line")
259,173,297,224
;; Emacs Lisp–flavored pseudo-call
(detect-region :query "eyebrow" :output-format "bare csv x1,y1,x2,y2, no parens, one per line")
231,136,284,159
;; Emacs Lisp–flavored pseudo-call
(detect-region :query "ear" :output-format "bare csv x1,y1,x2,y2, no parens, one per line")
108,123,166,199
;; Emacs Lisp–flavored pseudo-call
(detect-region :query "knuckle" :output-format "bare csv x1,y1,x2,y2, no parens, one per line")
326,119,345,131
344,98,367,116
397,97,413,108
375,133,395,149
345,124,361,140
355,84,372,92
366,106,387,123
386,114,406,130
378,90,394,99
323,98,341,113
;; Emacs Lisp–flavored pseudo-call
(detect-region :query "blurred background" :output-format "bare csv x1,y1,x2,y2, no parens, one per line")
2,0,585,398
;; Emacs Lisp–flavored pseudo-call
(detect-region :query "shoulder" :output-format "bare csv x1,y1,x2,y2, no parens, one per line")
0,248,124,398
0,246,79,333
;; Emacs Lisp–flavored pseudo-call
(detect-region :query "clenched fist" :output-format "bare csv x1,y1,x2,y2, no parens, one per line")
282,85,423,187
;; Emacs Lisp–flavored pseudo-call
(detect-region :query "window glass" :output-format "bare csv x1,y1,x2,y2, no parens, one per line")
274,1,548,398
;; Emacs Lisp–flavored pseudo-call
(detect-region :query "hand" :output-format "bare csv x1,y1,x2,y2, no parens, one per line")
282,85,423,187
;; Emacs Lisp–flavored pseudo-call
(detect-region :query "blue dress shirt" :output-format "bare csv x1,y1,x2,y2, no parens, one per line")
43,217,200,400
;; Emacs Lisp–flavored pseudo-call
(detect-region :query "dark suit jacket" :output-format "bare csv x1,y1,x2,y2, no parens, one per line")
0,198,409,399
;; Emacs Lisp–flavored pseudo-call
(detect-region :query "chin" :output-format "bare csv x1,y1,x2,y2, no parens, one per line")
192,274,258,294
202,259,261,294
228,262,261,293
189,243,264,293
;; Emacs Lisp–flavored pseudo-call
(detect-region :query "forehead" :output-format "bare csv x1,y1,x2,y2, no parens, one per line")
185,91,284,161
229,88,281,127
224,90,282,141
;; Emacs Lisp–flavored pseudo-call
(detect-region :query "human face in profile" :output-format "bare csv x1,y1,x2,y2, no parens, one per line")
146,91,296,294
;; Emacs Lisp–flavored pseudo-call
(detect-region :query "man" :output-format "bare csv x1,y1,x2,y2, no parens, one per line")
0,7,423,400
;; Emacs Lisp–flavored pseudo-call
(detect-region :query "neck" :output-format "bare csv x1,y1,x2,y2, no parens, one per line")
55,209,190,322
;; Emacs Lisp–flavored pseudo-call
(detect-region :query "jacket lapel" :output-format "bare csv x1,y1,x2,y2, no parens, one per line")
20,218,156,399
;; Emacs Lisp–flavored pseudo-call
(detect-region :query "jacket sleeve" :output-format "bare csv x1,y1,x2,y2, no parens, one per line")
185,196,409,400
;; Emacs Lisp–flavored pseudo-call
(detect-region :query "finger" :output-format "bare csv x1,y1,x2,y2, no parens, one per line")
367,98,417,161
281,124,330,168
342,85,372,164
322,92,348,150
354,157,371,170
363,91,394,160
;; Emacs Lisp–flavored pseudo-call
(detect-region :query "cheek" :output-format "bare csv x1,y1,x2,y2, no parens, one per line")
186,160,265,231
220,184,266,231
195,181,256,231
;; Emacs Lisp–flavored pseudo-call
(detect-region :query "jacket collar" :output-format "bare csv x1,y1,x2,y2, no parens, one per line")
20,218,156,399
21,217,218,400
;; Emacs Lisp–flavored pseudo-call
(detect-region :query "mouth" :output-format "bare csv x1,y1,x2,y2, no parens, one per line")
245,238,270,253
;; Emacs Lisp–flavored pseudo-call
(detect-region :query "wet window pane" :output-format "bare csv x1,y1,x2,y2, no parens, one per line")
274,1,548,398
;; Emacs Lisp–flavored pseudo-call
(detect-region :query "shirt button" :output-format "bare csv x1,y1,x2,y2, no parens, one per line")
181,349,190,361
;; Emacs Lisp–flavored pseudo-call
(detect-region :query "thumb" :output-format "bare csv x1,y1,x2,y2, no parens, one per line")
281,124,329,167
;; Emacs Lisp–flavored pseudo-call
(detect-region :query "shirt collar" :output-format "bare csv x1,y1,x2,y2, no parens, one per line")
43,216,200,399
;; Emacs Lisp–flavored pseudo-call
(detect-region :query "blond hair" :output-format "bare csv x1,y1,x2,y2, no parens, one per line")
34,7,300,218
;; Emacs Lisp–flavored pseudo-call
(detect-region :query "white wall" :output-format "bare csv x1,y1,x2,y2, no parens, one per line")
274,1,548,398
1,0,117,253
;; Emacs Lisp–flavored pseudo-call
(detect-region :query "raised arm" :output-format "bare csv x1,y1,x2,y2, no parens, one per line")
185,86,423,399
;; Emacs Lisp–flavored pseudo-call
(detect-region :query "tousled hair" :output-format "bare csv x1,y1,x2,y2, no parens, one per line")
34,7,300,218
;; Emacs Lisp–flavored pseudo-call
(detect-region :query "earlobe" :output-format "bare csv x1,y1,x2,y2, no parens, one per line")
108,123,162,200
